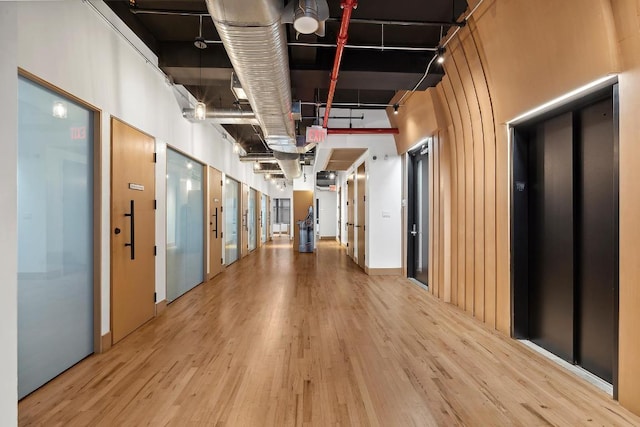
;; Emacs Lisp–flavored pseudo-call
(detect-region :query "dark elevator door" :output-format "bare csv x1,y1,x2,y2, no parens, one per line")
578,98,615,383
515,91,618,386
528,112,575,363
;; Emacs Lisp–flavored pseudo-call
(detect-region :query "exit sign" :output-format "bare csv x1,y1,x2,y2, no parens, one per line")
70,127,87,140
306,125,327,143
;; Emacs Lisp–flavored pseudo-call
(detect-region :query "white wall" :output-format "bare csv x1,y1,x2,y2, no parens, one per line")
14,1,274,334
322,110,403,271
0,4,18,424
316,189,338,237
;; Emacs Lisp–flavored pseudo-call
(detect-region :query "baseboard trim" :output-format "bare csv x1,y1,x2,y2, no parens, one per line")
156,299,167,317
100,332,112,353
320,236,337,240
365,267,403,276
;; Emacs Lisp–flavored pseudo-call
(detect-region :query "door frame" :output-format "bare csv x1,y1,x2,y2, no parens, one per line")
510,84,620,396
18,68,104,354
356,163,366,269
207,166,224,280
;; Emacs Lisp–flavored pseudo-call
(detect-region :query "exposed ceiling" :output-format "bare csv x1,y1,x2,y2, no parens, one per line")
105,0,468,156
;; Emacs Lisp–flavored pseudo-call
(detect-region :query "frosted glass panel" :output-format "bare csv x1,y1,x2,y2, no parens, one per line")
225,177,239,264
248,189,257,251
166,149,204,302
18,77,94,399
261,194,267,243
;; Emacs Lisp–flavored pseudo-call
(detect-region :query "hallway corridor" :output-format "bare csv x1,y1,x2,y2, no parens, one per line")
19,240,639,426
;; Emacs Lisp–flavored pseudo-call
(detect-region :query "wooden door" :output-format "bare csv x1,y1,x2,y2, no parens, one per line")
347,173,355,259
267,196,271,241
356,163,366,269
111,118,155,344
241,183,249,257
208,166,224,280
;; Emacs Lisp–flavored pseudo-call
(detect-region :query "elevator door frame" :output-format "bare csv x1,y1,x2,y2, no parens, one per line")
510,84,619,397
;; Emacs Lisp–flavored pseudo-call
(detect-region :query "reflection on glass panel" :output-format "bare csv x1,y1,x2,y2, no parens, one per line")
225,177,239,264
248,189,257,251
416,157,429,285
166,149,204,302
261,194,267,243
17,77,94,399
273,198,291,236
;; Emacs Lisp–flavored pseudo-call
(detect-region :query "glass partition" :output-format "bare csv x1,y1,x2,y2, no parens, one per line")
166,149,204,302
17,76,94,398
248,189,257,251
225,177,240,264
261,194,267,243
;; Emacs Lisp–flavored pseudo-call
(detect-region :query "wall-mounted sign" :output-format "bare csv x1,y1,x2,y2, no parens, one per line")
306,125,327,143
129,183,145,191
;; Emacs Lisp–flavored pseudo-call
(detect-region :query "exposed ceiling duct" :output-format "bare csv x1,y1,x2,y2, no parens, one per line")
182,108,260,125
204,0,316,179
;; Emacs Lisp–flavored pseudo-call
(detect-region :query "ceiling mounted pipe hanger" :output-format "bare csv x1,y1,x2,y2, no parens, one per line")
322,0,358,128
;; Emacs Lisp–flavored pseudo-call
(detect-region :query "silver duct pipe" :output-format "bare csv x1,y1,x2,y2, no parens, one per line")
204,0,303,179
182,108,260,125
274,151,302,179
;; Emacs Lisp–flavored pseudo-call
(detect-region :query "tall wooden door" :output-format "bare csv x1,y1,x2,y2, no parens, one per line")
356,163,366,269
347,173,355,259
111,118,155,344
241,183,249,258
208,166,224,280
267,196,271,241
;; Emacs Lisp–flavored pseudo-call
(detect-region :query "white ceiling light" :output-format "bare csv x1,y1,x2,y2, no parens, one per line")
329,172,335,180
52,101,67,119
194,101,206,120
437,47,446,64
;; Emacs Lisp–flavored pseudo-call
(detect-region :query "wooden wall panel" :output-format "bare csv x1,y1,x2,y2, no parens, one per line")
447,46,476,315
453,36,487,321
611,0,640,415
388,1,640,415
440,131,452,302
441,77,466,310
466,20,498,329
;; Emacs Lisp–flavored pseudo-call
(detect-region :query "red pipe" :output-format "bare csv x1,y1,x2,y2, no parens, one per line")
322,0,358,128
327,128,399,135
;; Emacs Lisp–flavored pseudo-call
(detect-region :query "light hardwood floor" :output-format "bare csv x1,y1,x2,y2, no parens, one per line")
19,239,640,426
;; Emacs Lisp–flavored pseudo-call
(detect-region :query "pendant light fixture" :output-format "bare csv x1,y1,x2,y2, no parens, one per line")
194,15,206,121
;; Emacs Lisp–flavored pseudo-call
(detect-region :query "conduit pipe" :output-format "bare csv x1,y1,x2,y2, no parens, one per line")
322,0,358,128
327,128,399,135
204,0,302,179
182,108,260,125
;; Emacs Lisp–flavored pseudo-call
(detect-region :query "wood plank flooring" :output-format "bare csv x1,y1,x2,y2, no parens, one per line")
19,239,640,426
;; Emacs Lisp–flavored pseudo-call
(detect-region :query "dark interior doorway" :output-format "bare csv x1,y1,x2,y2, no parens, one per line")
408,143,430,287
512,85,619,393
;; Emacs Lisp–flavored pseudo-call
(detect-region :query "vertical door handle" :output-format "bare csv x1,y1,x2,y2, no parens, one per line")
124,199,135,260
410,224,417,236
212,207,218,239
